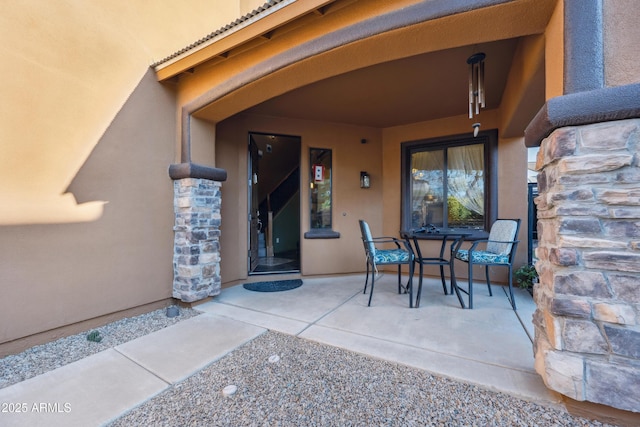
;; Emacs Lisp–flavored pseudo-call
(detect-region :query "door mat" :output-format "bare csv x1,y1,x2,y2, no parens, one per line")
243,279,303,292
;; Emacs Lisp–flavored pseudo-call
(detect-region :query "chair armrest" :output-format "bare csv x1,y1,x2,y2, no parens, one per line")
367,236,413,252
467,238,520,255
465,239,488,253
365,237,403,250
366,237,400,244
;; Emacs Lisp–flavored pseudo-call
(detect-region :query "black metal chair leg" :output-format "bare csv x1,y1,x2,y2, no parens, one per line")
507,265,517,310
415,262,424,308
408,263,414,308
485,265,493,296
397,265,402,294
439,265,447,294
364,262,370,294
449,276,455,295
367,268,376,306
449,258,465,308
468,263,474,309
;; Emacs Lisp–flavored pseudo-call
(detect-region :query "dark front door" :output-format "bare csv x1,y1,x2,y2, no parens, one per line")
249,137,261,272
247,133,301,274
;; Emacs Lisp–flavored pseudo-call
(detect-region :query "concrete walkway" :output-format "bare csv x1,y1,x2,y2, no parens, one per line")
0,274,561,426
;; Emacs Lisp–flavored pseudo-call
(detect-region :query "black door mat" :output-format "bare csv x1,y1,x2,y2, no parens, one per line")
243,279,303,292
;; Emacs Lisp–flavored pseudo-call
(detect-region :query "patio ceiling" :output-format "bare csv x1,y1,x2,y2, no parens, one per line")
242,37,542,130
174,0,555,134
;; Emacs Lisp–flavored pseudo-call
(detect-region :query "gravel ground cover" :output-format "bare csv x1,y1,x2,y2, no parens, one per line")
108,331,614,427
0,306,200,389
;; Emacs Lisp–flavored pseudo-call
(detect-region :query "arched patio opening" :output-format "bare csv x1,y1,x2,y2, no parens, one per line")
162,0,640,416
164,0,551,290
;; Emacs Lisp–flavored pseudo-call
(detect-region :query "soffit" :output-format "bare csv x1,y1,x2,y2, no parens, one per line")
176,0,557,130
243,39,519,128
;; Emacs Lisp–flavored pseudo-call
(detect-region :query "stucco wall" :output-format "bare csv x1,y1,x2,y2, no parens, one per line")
0,0,249,225
0,1,254,352
544,0,564,99
603,0,640,87
215,108,529,285
216,114,384,282
0,70,176,349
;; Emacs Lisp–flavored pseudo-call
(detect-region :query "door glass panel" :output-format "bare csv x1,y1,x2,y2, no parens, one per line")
309,148,332,229
410,150,444,229
447,144,484,228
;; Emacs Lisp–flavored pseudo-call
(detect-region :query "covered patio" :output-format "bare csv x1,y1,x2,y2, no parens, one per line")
207,274,553,404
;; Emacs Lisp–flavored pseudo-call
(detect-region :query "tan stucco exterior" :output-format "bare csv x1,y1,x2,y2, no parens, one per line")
603,0,640,87
0,0,258,225
0,0,272,351
217,114,384,281
544,0,564,99
2,0,640,368
174,0,554,285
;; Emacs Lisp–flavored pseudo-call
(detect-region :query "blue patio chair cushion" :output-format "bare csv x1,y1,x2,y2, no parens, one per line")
374,249,411,264
455,249,509,264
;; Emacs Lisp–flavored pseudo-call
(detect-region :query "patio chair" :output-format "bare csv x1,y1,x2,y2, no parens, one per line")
359,219,414,307
453,219,521,310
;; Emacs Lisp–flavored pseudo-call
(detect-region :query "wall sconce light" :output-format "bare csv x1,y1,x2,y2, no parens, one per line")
467,52,486,119
360,171,370,189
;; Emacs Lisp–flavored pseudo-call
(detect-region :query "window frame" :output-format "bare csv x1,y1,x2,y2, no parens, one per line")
400,130,498,237
304,147,340,239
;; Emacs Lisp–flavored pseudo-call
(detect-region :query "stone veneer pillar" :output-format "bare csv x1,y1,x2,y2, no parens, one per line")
172,178,222,302
533,118,640,412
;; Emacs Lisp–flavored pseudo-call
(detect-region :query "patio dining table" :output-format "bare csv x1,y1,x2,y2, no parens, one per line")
401,227,473,308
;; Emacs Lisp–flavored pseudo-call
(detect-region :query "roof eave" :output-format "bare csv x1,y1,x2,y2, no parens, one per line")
154,0,337,81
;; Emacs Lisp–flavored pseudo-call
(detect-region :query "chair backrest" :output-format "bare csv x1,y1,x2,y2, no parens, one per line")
359,220,376,257
486,219,520,255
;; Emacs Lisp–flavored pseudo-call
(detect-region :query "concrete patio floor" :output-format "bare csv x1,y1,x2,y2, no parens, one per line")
205,273,558,405
0,273,563,426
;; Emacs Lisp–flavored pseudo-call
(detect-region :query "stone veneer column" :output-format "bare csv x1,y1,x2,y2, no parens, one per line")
533,119,640,412
172,178,222,302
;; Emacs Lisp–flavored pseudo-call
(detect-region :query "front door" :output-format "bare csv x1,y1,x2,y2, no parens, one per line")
249,136,261,272
248,133,301,274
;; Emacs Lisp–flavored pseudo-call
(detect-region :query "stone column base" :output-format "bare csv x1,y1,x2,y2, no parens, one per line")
533,119,640,413
172,178,222,303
